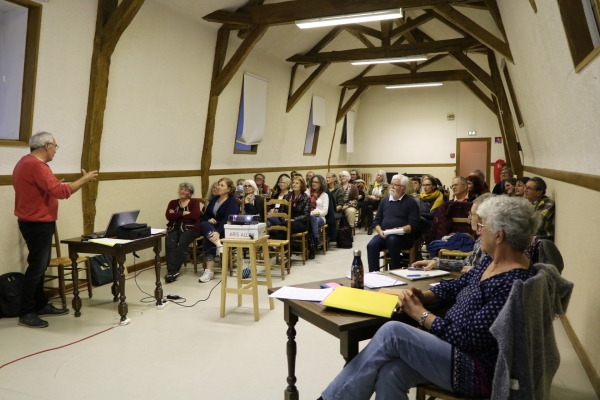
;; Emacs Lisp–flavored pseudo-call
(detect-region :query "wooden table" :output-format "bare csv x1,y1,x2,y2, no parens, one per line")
269,273,457,400
61,234,165,322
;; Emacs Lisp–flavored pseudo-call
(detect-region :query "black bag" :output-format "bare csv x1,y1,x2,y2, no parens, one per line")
117,223,151,240
336,216,354,249
0,272,25,318
90,254,114,286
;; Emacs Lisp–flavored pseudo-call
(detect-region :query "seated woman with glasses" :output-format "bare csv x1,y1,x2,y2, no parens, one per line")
253,173,269,195
267,176,291,227
241,180,265,222
270,173,291,199
320,195,542,400
349,168,366,202
164,182,202,283
361,170,390,234
419,175,444,235
269,176,310,240
308,174,329,249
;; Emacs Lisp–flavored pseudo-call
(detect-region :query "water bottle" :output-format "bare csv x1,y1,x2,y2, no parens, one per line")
351,249,364,289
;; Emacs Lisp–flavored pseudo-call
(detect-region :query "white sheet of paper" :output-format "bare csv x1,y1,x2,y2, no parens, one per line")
88,238,131,247
345,272,407,289
151,228,166,235
383,228,404,236
269,286,333,302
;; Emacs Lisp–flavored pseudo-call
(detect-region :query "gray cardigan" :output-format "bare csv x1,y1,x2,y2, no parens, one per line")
490,263,573,400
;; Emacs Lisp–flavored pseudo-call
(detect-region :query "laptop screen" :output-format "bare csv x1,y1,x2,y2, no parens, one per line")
102,210,140,237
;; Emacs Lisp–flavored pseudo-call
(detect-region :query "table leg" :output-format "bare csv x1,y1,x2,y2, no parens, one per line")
153,239,163,305
340,331,360,365
219,244,229,319
111,258,119,302
116,257,128,322
69,248,82,317
284,304,299,400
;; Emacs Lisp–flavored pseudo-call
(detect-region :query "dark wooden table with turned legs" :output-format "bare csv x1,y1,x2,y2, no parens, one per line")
269,273,456,400
61,234,166,322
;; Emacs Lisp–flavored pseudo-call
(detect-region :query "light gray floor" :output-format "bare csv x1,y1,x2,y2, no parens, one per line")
0,231,596,400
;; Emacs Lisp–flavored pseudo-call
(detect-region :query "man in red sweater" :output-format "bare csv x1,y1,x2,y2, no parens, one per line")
13,132,98,328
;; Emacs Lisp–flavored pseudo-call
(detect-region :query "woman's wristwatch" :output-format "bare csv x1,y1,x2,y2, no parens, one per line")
419,311,430,328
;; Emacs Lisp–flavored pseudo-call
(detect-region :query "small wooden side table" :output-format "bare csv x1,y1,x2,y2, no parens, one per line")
220,236,274,321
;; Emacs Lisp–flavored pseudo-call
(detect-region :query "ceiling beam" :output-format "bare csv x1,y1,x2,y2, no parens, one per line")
286,62,330,112
307,26,344,54
287,37,478,64
346,29,376,48
381,20,392,47
455,1,487,9
100,0,146,57
341,69,472,87
415,53,448,70
344,24,383,41
449,50,494,92
204,0,476,26
390,11,435,41
432,4,513,62
337,86,369,122
430,9,468,36
461,79,495,114
483,0,508,42
237,0,266,39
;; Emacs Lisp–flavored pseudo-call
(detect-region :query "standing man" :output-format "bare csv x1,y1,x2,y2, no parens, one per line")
366,175,420,272
451,177,471,202
13,132,98,328
523,177,555,241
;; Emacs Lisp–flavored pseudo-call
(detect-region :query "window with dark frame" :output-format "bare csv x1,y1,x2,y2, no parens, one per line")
303,107,319,156
502,64,524,128
233,86,258,154
340,116,347,144
556,0,600,71
0,0,41,146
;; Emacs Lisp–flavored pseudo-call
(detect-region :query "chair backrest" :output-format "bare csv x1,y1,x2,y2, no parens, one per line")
52,228,62,258
429,201,473,241
264,198,292,240
193,197,208,213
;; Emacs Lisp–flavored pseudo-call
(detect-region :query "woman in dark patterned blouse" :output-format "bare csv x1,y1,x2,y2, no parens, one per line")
320,196,541,400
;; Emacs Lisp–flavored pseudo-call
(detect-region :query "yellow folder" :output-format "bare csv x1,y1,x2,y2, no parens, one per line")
322,286,399,318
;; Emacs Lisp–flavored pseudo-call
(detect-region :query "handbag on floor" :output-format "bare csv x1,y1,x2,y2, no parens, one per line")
0,272,25,318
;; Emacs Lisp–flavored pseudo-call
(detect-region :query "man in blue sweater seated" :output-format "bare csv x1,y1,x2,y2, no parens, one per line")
367,175,420,272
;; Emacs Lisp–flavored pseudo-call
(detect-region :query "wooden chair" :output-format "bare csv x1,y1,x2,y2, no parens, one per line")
189,197,208,273
380,238,421,270
44,228,92,308
436,224,474,260
290,230,308,264
416,384,486,400
261,198,292,278
319,224,328,255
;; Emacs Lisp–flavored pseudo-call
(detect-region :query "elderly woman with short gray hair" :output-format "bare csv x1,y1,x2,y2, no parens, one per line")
164,182,202,283
320,196,542,399
338,170,359,227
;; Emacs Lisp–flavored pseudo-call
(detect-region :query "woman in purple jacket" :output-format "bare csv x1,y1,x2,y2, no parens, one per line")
164,183,202,283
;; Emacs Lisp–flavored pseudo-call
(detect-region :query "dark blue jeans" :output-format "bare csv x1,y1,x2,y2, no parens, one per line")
18,221,55,316
165,229,200,274
367,233,414,272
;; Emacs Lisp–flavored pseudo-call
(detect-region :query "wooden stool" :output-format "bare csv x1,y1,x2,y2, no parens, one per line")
220,236,274,321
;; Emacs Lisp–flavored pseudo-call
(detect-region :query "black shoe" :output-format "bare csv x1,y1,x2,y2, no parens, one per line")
316,237,323,249
18,313,49,328
367,227,373,235
165,272,179,283
36,303,69,317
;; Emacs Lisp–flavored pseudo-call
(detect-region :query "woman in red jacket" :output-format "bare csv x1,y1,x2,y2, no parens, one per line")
164,182,202,283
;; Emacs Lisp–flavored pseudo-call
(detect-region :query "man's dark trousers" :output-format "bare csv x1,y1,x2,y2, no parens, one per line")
367,234,414,272
18,221,55,316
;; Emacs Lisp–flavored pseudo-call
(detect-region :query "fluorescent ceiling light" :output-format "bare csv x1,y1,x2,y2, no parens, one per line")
351,56,428,65
386,83,443,89
296,8,403,29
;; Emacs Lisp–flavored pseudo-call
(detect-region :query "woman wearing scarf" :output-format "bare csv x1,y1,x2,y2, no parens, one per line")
241,180,265,222
361,170,390,234
420,175,444,235
308,174,329,249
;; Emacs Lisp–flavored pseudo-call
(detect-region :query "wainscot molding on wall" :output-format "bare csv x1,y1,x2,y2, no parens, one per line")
524,166,600,193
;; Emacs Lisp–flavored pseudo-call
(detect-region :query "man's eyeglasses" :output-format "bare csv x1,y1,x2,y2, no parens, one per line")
524,185,538,191
49,143,59,150
390,183,403,187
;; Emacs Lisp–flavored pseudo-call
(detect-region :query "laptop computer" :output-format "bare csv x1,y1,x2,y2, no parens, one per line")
82,210,140,239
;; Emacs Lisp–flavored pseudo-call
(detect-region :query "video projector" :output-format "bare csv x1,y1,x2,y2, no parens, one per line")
227,215,261,225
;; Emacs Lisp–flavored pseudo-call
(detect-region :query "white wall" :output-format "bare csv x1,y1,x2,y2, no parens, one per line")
0,8,28,140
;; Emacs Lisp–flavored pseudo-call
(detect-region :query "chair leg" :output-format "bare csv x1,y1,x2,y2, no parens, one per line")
192,241,198,273
279,244,285,280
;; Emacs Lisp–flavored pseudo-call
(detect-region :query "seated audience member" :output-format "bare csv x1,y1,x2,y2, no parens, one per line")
234,178,245,199
470,169,490,192
411,176,422,196
325,172,344,215
321,195,544,400
305,171,315,184
419,175,444,234
524,177,555,241
164,182,202,283
450,177,471,202
270,173,291,199
514,177,530,197
269,176,310,239
199,178,240,283
208,181,219,201
504,177,517,196
350,168,366,202
308,174,329,248
267,176,291,227
362,170,390,234
493,166,513,194
242,180,265,222
290,170,298,178
466,175,485,198
253,173,269,195
339,171,359,227
435,178,450,201
367,175,420,272
413,193,495,273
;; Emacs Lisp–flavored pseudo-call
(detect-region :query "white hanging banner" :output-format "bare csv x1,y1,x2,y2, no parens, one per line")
312,95,326,127
237,73,268,145
346,110,356,153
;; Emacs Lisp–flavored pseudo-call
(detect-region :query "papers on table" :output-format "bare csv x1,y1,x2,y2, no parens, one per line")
345,272,407,289
151,228,166,235
88,238,131,247
383,227,404,236
269,286,333,302
389,269,450,280
322,286,399,318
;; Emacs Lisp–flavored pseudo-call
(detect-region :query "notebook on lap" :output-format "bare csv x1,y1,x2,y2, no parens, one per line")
82,210,140,239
